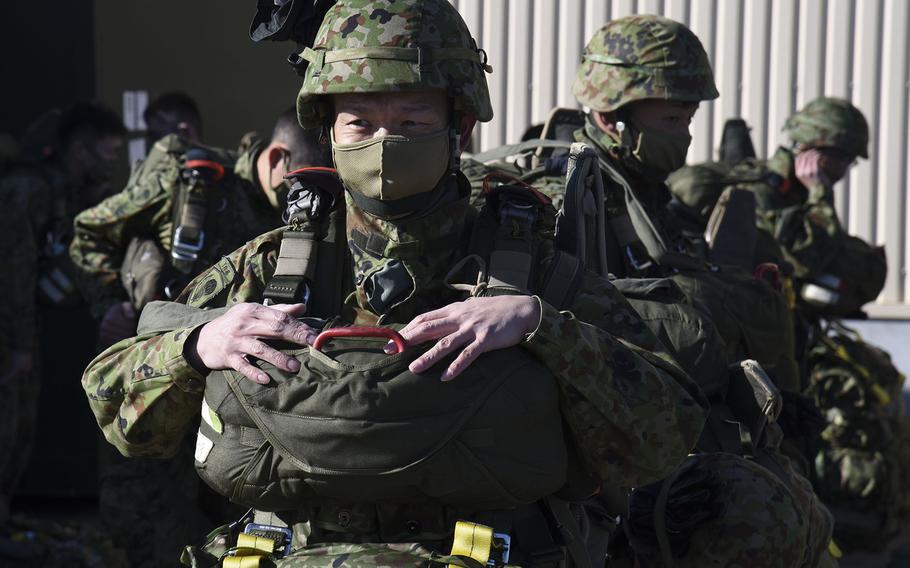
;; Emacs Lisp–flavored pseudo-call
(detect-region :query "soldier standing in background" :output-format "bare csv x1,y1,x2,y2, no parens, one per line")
70,107,332,568
143,91,204,146
716,98,909,555
0,101,126,522
466,15,836,565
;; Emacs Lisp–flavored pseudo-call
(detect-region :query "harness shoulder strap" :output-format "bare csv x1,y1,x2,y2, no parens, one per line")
262,168,347,318
170,148,229,275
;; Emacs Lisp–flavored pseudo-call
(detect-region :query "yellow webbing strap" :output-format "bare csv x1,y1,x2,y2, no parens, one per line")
830,343,892,405
223,556,263,568
449,520,494,567
236,533,276,555
828,538,843,559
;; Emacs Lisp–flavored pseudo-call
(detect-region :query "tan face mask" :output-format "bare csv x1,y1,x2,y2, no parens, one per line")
331,128,450,201
627,118,692,182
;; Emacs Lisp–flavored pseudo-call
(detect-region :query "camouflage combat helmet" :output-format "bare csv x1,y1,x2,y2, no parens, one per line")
296,0,493,129
573,15,719,113
784,97,869,159
626,453,810,567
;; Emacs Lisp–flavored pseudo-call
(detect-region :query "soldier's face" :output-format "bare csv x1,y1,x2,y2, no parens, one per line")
627,100,699,135
817,147,856,183
332,90,449,144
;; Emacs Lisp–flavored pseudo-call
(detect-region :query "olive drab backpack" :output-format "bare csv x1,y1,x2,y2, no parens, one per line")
805,321,910,551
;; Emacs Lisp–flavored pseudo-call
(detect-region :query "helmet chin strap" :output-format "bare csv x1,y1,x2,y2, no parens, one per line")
448,105,462,173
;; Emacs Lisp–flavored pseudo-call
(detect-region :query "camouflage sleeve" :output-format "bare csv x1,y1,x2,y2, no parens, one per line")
69,166,177,319
522,272,708,487
0,172,50,352
82,229,284,457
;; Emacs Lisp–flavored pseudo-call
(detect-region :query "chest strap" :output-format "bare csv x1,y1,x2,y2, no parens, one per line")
171,151,226,274
263,168,345,316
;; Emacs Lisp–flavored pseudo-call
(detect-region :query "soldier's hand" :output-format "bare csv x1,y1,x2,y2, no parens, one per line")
98,301,138,350
794,148,831,189
190,302,314,384
391,295,541,381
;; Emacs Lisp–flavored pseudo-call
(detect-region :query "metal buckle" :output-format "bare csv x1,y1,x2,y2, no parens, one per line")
172,226,205,262
499,202,537,227
625,245,653,271
242,523,293,557
488,532,511,566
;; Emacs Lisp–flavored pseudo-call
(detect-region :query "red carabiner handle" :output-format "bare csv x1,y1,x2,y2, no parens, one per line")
753,262,782,291
312,326,407,353
184,159,226,181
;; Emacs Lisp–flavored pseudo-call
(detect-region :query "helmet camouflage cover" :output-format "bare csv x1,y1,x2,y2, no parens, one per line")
573,15,719,113
296,0,493,129
626,453,813,567
784,96,869,159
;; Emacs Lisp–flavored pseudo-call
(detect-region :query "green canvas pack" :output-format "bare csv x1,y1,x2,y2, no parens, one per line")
807,322,910,551
798,234,887,318
669,270,800,393
194,326,567,512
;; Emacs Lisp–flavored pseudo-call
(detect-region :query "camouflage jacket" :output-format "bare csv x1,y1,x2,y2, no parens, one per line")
69,134,283,319
0,161,72,353
83,198,709,489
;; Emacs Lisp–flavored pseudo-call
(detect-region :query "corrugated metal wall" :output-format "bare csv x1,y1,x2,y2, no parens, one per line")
451,0,910,318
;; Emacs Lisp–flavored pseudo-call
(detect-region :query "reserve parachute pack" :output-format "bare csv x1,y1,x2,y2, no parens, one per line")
195,325,567,510
806,321,910,551
192,171,579,512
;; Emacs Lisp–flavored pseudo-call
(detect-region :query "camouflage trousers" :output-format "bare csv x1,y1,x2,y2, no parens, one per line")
100,433,243,568
0,363,42,520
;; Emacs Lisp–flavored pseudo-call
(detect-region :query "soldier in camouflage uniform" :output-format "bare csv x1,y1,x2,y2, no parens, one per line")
707,99,906,554
721,97,885,319
463,16,839,564
0,101,125,523
69,107,331,568
82,1,711,566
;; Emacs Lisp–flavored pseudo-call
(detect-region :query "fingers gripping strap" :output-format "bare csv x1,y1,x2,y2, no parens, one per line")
449,520,494,566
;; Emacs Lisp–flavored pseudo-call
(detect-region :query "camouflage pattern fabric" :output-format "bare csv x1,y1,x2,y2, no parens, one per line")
70,133,284,320
626,452,835,568
726,147,886,316
573,15,718,114
82,184,707,488
0,162,77,516
784,97,869,158
807,323,910,551
70,133,283,568
296,0,493,128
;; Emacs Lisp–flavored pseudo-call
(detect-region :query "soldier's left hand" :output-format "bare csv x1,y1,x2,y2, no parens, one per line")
390,295,541,381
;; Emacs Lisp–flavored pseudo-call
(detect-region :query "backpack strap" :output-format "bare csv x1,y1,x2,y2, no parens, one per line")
262,168,347,318
593,156,707,273
170,149,227,275
468,175,585,309
703,187,758,269
556,143,608,278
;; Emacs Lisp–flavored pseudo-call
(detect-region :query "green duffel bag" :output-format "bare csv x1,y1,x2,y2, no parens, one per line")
194,326,568,512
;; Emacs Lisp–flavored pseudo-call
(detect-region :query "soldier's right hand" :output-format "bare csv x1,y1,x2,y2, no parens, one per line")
188,302,315,384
